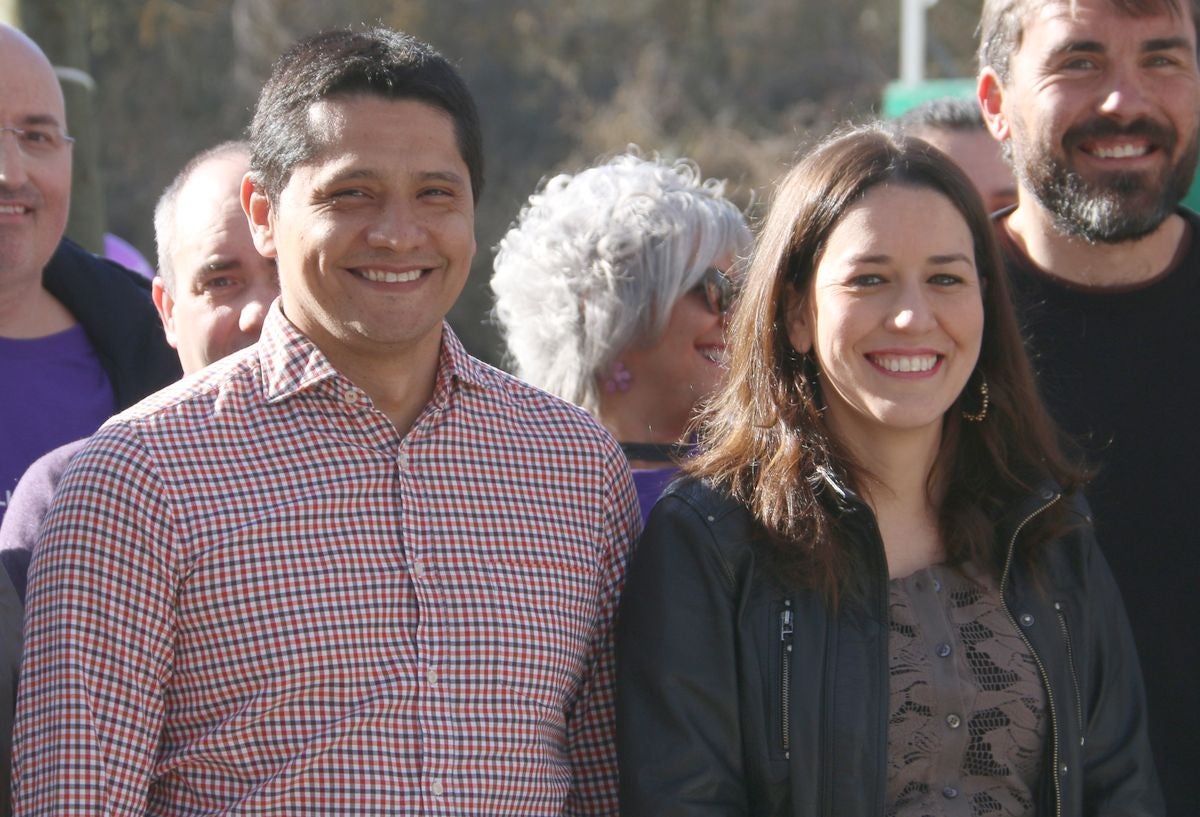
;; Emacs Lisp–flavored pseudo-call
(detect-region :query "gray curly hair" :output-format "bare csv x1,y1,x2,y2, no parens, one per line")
490,150,751,414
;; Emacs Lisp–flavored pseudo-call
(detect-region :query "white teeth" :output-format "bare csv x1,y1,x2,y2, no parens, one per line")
359,268,422,283
872,354,938,373
0,205,28,214
699,347,725,365
1093,144,1148,159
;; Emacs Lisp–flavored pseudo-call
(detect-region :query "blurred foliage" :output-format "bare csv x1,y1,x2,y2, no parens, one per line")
72,0,980,365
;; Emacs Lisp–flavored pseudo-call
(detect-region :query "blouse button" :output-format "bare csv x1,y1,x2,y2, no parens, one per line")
946,713,962,729
1019,613,1035,627
942,786,959,799
936,642,952,658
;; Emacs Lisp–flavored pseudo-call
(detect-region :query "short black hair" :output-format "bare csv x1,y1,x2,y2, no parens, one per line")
895,96,985,134
249,27,484,204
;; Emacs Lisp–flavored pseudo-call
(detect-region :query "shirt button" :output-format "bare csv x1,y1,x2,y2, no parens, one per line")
946,713,962,729
1060,763,1069,776
398,451,410,469
426,669,439,686
1019,613,1035,627
932,577,942,592
430,778,444,796
412,560,425,578
342,389,360,406
942,786,959,799
936,642,952,658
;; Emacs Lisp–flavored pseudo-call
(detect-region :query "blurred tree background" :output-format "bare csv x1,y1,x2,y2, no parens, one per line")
12,0,982,365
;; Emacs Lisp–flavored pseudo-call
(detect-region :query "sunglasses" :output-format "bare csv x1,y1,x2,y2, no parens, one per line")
692,267,739,316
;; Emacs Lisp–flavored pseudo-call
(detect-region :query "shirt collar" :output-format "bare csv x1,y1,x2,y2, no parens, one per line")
258,301,491,405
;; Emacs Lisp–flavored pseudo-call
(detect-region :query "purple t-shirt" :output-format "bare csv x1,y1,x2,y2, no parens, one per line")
632,465,679,523
0,325,115,522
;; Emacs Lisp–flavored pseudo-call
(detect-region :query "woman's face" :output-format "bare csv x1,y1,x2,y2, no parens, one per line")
618,259,733,438
786,183,984,447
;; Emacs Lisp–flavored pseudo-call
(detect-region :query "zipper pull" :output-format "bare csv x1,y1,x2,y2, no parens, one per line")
780,607,794,641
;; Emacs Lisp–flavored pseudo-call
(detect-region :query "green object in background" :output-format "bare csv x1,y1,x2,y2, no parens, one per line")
882,78,977,118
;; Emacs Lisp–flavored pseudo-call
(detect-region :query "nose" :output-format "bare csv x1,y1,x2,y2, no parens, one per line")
888,283,935,333
0,131,28,189
366,198,427,251
238,292,272,337
1097,64,1154,122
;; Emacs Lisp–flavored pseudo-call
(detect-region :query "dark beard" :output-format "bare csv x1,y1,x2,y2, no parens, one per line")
1015,117,1199,244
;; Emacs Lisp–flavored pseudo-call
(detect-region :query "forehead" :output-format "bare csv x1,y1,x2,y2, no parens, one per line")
303,95,463,169
0,32,66,124
1020,0,1196,51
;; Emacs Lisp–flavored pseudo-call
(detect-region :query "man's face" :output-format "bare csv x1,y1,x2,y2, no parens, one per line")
985,0,1200,242
246,95,476,371
153,154,279,374
0,28,72,283
917,126,1019,214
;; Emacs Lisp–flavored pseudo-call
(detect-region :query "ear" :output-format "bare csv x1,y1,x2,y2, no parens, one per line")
152,277,180,351
243,172,278,259
978,68,1011,142
783,287,813,355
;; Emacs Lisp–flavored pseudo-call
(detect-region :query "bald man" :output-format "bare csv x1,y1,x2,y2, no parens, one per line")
0,141,278,816
0,25,179,527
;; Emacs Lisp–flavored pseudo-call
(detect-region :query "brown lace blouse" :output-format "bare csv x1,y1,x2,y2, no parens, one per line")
885,563,1046,816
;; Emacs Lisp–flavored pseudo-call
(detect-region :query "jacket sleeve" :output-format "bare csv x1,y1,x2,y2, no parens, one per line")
616,492,749,817
1076,524,1165,817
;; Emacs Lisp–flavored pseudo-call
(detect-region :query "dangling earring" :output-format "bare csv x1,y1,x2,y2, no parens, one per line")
962,372,990,423
603,360,633,393
798,351,826,416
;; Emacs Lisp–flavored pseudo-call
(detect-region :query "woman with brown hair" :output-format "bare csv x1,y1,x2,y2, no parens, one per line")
616,125,1162,816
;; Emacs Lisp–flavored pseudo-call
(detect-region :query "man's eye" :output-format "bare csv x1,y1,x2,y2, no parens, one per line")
203,276,237,290
22,129,51,144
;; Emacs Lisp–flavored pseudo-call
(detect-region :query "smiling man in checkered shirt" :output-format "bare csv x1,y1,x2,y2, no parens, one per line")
11,28,641,816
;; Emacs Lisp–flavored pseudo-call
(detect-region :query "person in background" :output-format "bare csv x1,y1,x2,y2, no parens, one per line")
617,125,1161,816
896,96,1018,214
977,0,1200,809
491,151,751,520
14,27,639,814
0,24,179,525
0,139,278,817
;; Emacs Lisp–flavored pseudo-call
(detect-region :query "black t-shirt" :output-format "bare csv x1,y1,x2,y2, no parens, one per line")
999,209,1200,814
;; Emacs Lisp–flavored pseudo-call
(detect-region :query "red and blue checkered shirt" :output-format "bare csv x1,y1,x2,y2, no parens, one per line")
13,305,641,816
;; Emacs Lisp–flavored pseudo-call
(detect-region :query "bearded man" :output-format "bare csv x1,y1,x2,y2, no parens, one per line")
978,0,1200,811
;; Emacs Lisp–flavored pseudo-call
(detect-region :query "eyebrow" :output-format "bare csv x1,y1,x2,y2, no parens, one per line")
19,113,66,128
1053,35,1192,58
850,252,972,265
320,168,468,187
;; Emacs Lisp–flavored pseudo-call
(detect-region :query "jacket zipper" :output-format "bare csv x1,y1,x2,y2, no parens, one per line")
1054,602,1086,745
780,602,794,758
998,492,1063,817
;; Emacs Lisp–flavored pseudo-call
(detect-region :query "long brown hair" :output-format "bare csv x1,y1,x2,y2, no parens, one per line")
687,124,1084,598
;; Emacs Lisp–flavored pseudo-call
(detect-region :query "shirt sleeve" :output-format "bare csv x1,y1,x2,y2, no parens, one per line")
12,423,177,816
562,447,641,817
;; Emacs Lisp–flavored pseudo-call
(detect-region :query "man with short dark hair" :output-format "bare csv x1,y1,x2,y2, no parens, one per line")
0,24,179,524
13,28,639,816
978,0,1200,810
896,96,1019,213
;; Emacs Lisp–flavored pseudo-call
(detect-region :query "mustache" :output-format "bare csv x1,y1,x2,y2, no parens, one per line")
1063,117,1176,151
0,185,44,206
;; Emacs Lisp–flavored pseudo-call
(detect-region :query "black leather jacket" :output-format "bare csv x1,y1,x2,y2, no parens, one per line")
616,476,1162,817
